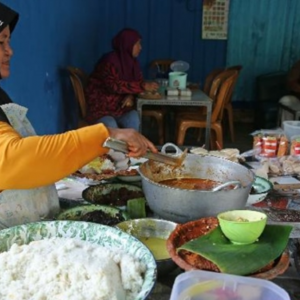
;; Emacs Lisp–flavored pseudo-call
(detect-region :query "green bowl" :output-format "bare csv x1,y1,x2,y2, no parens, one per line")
217,210,267,245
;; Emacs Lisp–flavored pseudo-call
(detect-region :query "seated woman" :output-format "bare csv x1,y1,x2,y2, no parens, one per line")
85,28,158,131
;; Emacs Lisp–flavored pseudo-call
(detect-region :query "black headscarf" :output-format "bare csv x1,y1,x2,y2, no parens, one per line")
0,2,19,121
0,2,19,34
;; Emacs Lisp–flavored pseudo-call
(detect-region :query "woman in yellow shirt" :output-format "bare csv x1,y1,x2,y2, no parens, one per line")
0,3,157,228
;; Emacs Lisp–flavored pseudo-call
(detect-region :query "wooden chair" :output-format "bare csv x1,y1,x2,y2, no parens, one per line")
223,65,243,142
175,69,238,149
175,67,225,140
149,59,175,77
203,68,224,95
141,59,175,145
141,109,165,145
67,66,89,128
177,68,224,118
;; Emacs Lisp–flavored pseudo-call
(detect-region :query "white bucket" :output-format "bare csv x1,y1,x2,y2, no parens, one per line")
283,120,300,141
168,72,187,89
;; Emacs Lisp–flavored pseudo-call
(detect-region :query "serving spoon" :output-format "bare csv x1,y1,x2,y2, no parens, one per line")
103,137,187,167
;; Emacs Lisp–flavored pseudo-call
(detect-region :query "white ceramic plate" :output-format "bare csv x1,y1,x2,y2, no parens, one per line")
130,157,148,166
117,159,147,182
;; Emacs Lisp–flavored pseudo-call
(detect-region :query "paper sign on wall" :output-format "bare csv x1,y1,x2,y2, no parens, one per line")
202,0,230,40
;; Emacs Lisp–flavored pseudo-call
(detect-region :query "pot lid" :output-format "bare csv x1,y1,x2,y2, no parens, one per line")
170,60,190,72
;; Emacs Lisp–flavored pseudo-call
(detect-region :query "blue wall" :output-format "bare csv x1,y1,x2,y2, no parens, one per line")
227,0,300,104
1,0,299,134
1,0,226,134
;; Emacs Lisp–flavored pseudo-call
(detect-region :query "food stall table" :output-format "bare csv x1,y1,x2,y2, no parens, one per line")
136,90,213,149
56,168,300,299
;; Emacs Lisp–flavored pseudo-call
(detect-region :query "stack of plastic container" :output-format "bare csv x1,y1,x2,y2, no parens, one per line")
170,270,290,300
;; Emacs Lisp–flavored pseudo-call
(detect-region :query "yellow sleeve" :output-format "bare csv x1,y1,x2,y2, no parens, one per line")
0,122,110,190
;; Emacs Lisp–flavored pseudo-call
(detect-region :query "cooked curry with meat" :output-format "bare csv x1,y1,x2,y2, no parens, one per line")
158,178,233,191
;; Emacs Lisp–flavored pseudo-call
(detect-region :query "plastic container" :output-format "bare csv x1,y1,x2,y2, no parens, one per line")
170,60,190,72
169,72,187,89
290,135,300,155
283,120,300,141
170,270,290,300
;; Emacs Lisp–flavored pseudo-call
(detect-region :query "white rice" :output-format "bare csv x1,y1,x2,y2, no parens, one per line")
0,237,146,300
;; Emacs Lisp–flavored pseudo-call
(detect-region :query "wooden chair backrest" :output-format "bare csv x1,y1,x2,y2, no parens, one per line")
67,66,88,121
150,59,175,74
203,68,224,95
210,69,238,123
221,65,242,114
227,65,243,71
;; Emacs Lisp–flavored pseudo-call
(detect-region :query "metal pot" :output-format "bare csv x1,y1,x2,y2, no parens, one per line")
138,144,254,223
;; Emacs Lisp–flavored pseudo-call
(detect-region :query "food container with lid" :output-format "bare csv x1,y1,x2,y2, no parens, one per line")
170,270,290,300
168,72,187,89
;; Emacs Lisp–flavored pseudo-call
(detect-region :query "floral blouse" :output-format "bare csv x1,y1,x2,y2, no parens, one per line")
85,61,145,124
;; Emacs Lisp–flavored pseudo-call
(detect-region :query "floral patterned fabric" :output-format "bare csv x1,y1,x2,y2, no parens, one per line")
85,61,145,124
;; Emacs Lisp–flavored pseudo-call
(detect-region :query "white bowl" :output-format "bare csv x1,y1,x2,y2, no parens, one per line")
247,176,273,206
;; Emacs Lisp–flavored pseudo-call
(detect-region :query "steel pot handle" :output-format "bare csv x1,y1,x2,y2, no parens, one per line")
212,180,242,192
161,143,182,156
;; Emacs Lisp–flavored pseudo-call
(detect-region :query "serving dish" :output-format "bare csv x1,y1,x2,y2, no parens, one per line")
117,167,141,182
138,91,162,99
139,153,254,223
247,176,273,206
166,217,290,279
72,171,117,185
116,218,178,276
56,205,129,226
82,183,144,207
0,220,157,300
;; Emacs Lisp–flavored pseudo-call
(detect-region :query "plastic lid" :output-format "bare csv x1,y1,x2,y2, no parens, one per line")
170,60,190,72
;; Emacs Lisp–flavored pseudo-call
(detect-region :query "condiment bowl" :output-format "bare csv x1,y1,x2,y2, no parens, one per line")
116,218,178,276
217,210,267,245
247,176,273,206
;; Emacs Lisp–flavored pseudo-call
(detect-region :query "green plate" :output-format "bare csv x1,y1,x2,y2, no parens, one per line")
0,220,156,300
82,183,144,206
56,205,129,225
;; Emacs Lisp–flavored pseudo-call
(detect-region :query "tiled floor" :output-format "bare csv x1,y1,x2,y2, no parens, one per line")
141,112,255,154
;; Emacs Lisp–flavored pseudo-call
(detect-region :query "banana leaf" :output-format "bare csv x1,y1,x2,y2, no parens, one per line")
177,225,292,275
126,198,146,219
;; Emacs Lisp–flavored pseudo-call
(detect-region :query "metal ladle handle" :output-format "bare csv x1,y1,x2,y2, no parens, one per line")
212,181,242,192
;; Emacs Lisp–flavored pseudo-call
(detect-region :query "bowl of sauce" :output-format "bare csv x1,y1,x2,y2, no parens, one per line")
116,218,178,276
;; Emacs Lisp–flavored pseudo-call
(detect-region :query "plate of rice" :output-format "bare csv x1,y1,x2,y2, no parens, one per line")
0,221,157,300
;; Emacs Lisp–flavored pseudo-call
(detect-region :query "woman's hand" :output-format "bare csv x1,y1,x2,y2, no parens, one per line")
122,95,135,108
144,81,159,92
107,127,158,157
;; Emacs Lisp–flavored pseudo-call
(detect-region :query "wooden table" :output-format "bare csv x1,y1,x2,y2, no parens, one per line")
137,90,213,149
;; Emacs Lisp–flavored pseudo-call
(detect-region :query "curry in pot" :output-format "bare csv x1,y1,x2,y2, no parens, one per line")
159,178,235,191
